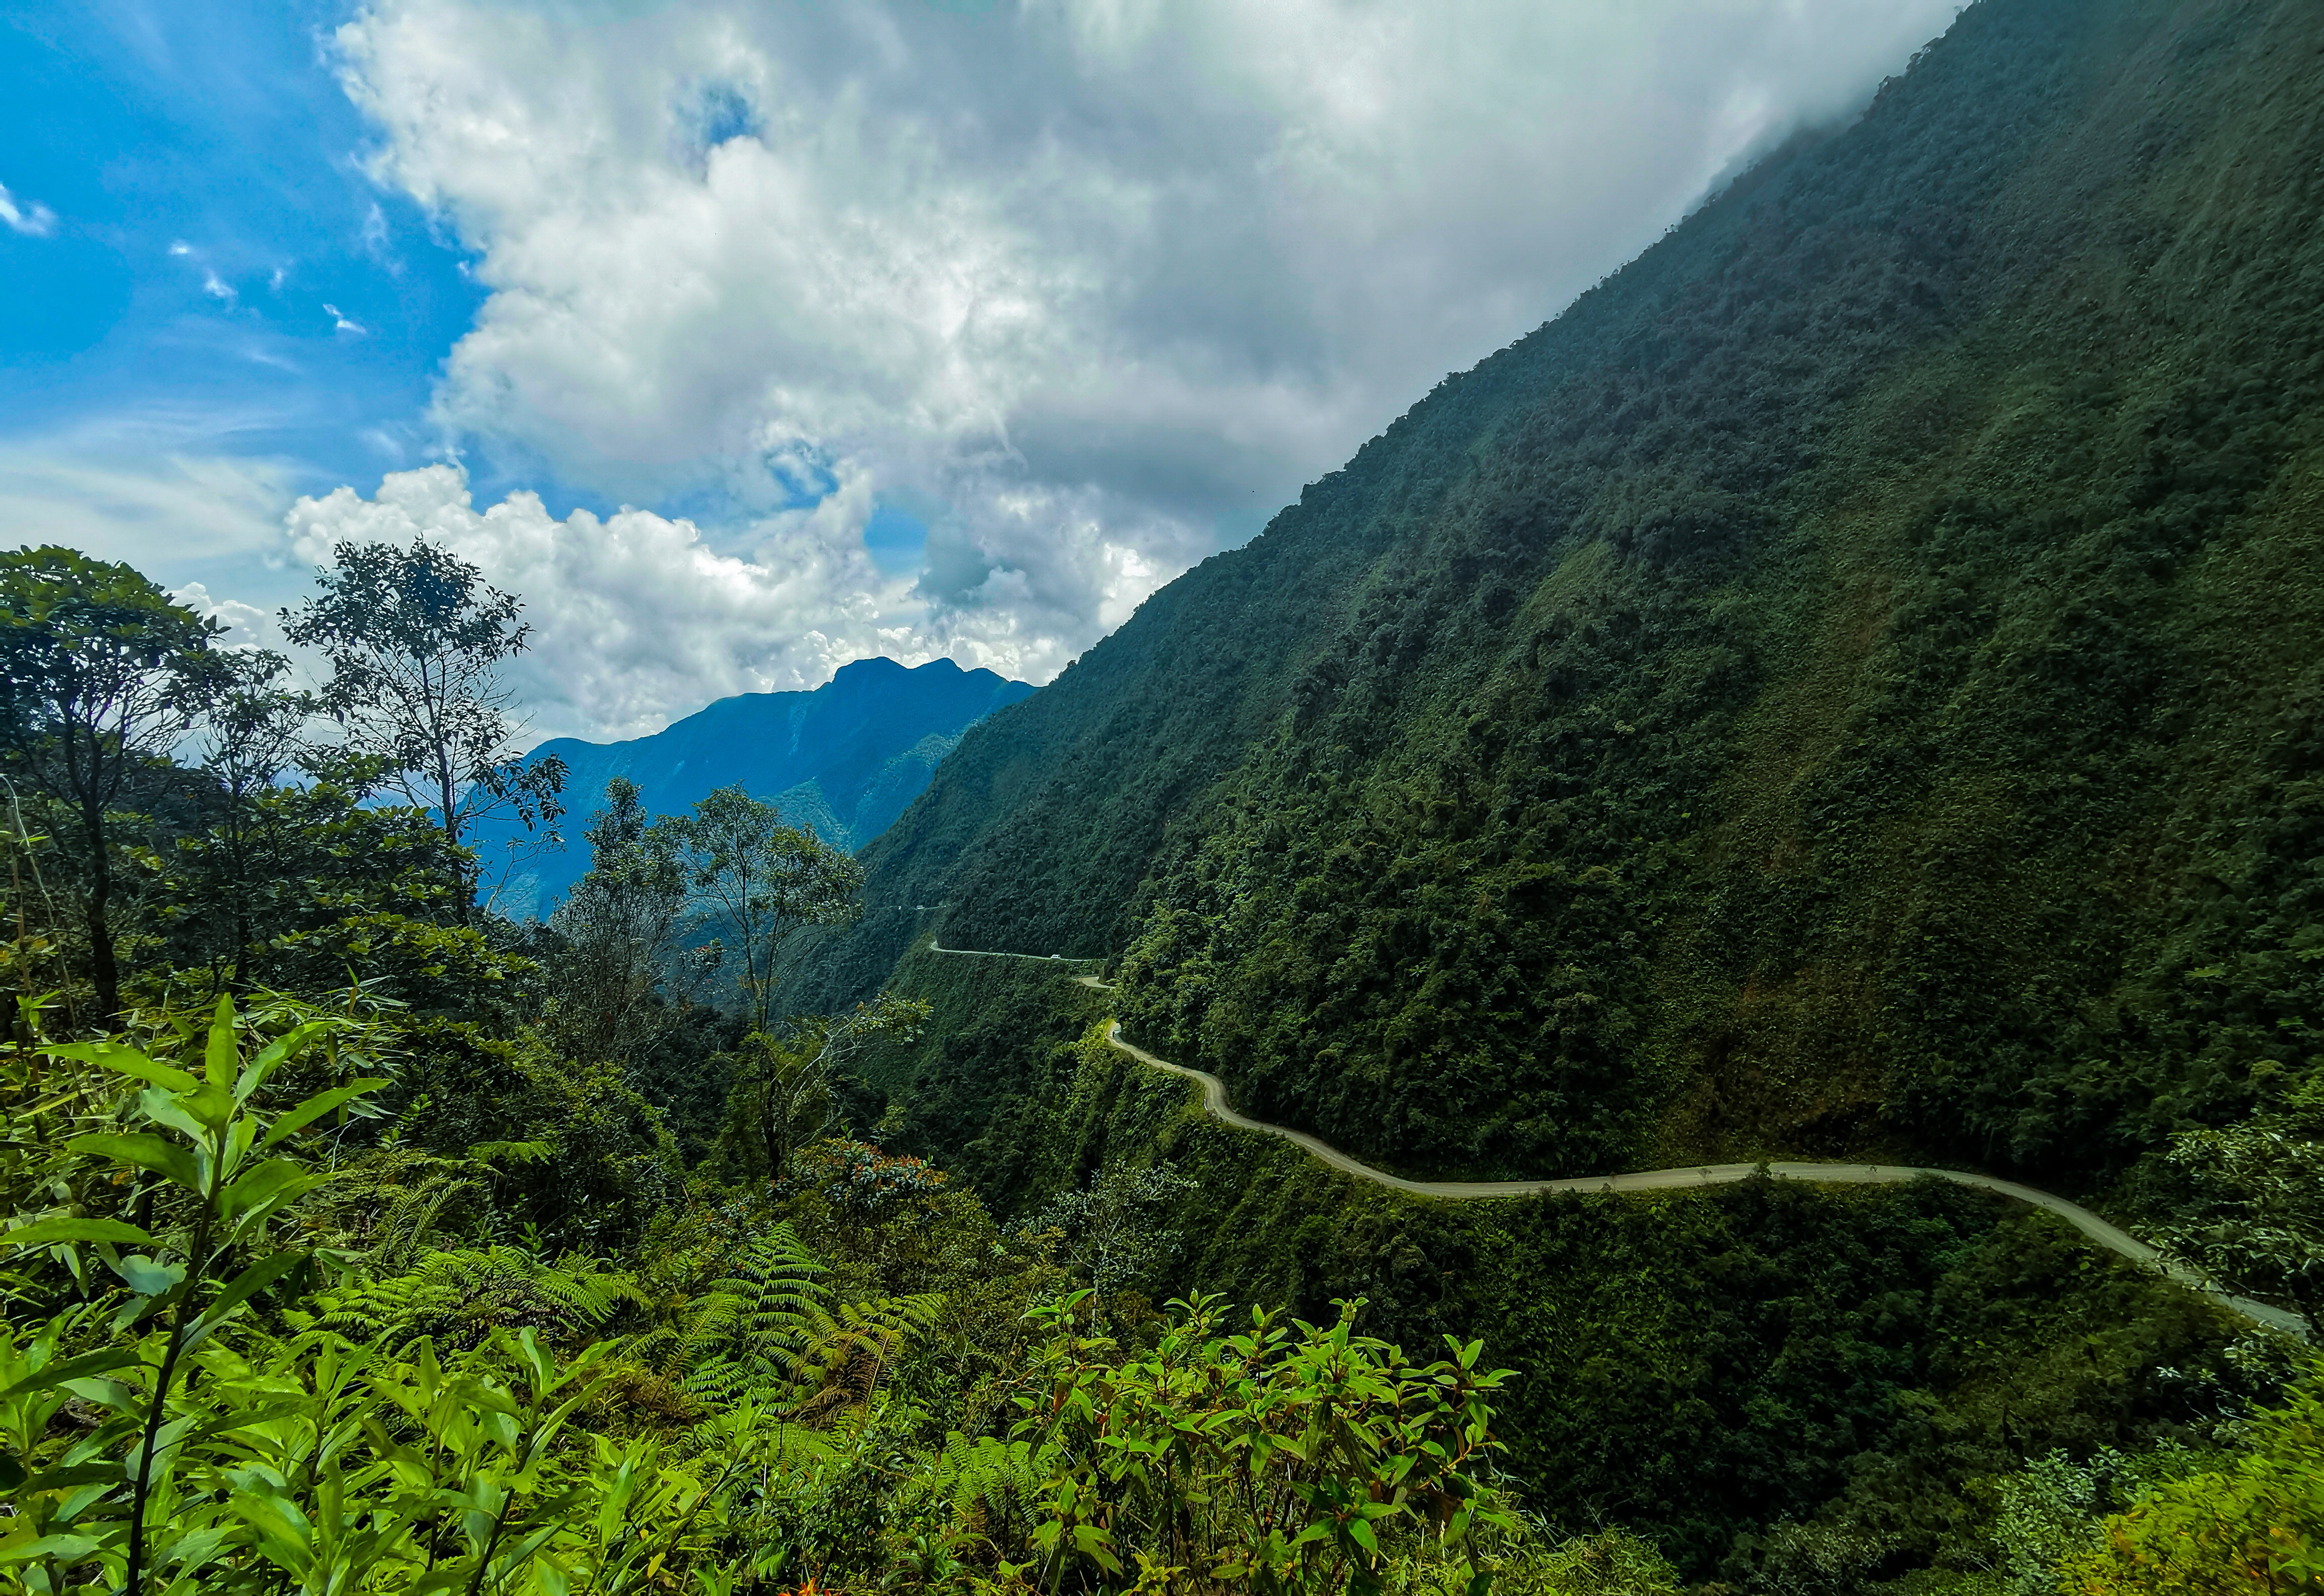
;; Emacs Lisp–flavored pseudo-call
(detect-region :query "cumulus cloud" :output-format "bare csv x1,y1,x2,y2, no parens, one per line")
0,182,57,238
281,461,1151,744
171,580,289,652
322,0,1960,734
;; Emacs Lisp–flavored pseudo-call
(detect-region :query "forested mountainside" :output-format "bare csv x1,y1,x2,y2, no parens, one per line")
474,656,1032,915
804,0,2324,1190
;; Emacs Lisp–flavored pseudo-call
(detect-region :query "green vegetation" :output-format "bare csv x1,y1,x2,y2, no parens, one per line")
283,535,567,903
4,529,2307,1592
0,999,1560,1592
837,944,2315,1584
10,0,2324,1588
2058,1371,2324,1593
0,545,1595,1593
805,0,2324,1205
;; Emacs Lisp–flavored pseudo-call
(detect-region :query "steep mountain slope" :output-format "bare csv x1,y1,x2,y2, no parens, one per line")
803,0,2324,1189
477,657,1032,915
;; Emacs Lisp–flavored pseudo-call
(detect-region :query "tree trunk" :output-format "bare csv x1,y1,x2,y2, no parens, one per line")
439,760,476,923
761,1071,786,1183
82,799,119,1022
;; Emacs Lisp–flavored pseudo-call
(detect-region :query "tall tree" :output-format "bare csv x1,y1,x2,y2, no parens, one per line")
179,649,310,993
721,994,928,1183
653,785,862,1032
545,778,688,1068
281,538,565,900
2150,1076,2324,1337
0,547,218,1019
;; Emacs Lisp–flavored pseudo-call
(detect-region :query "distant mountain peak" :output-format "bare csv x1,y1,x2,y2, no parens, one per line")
473,656,1035,918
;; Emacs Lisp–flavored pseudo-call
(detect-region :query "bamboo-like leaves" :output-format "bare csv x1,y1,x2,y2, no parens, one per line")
39,1041,196,1095
5,1217,154,1250
63,1134,201,1193
0,1348,142,1401
263,1079,388,1147
202,996,238,1089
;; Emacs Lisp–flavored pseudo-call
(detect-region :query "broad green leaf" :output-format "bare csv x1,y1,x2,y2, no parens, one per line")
204,993,238,1087
243,1021,339,1100
44,1042,196,1094
0,1348,141,1400
137,1087,210,1143
64,1132,202,1192
173,1398,311,1449
220,1158,323,1222
184,1081,238,1132
56,1377,137,1412
262,1079,389,1148
4,1217,153,1250
221,1113,259,1185
20,1461,121,1493
0,1532,100,1565
108,1254,184,1296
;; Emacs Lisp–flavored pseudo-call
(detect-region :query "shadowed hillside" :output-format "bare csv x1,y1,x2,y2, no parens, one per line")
797,0,2324,1189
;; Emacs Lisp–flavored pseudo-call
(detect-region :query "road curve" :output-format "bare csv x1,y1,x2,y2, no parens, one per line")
920,939,2308,1338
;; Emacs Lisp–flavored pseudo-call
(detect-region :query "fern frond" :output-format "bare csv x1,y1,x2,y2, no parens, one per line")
788,1290,945,1423
928,1432,1049,1549
672,1224,830,1401
306,1246,641,1349
467,1140,556,1166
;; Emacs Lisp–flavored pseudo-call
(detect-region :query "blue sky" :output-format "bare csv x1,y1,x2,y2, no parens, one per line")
1,1,928,624
2,4,480,609
0,0,1960,743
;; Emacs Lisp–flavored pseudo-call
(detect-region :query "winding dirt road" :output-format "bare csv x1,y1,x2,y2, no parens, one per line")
924,939,2308,1338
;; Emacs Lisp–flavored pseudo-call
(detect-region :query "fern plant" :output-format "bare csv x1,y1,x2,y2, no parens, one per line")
789,1292,945,1423
924,1432,1050,1564
658,1226,944,1430
299,1245,643,1349
672,1225,830,1407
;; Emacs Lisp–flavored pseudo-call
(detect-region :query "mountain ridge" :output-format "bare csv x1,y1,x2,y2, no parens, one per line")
790,0,2324,1192
476,656,1034,916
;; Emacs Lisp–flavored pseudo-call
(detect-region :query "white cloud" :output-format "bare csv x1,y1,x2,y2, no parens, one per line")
0,417,298,569
317,0,1958,735
171,580,289,652
281,461,1138,744
324,303,368,335
0,182,57,238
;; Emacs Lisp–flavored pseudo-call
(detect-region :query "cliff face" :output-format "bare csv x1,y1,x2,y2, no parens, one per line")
806,0,2324,1187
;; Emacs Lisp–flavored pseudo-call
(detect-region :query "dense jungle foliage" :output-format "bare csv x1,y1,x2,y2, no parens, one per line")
0,544,2313,1595
0,547,1585,1593
0,738,2311,1596
839,942,2323,1589
797,0,2324,1199
7,0,2324,1589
